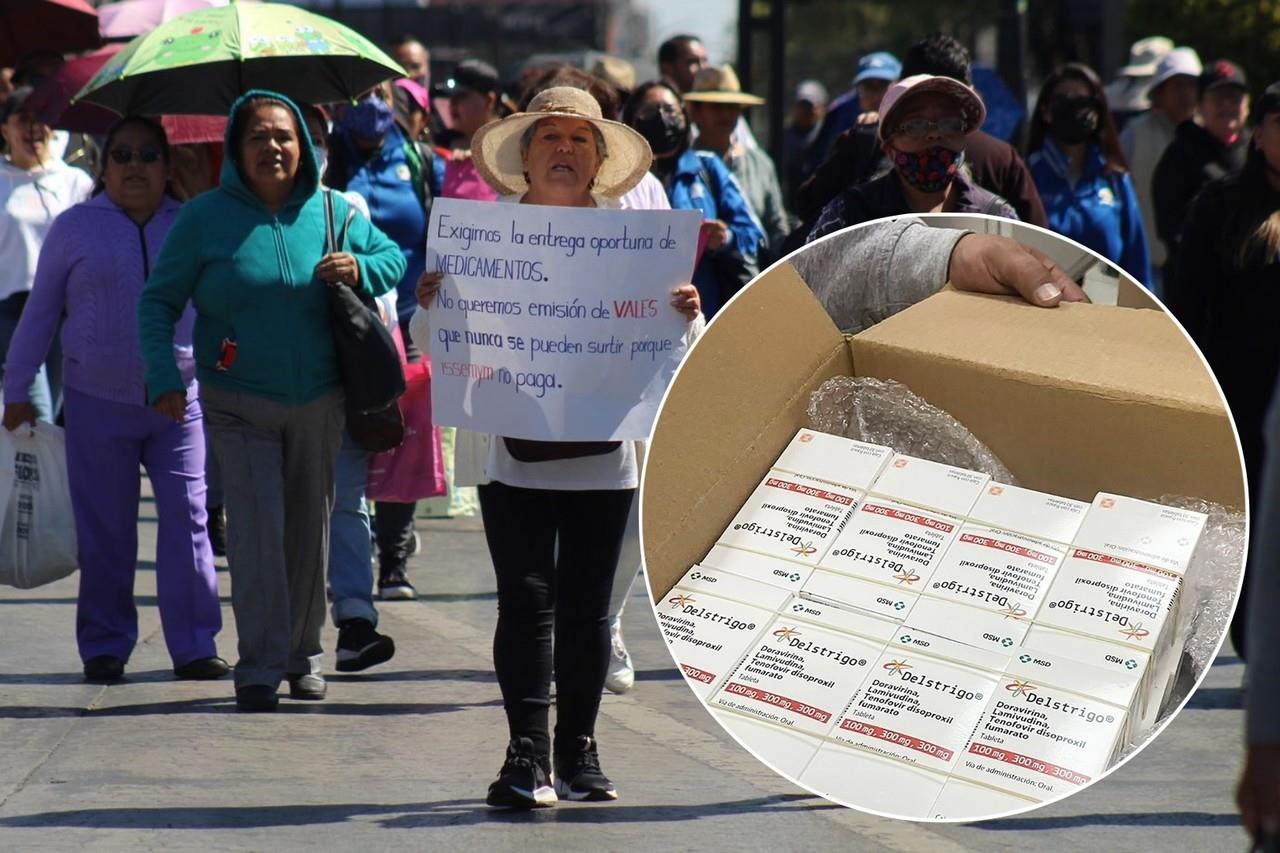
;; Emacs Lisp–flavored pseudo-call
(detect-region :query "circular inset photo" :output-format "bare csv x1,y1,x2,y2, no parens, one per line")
640,214,1247,822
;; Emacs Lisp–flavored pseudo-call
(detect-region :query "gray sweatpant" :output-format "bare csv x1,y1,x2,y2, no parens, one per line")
200,385,344,688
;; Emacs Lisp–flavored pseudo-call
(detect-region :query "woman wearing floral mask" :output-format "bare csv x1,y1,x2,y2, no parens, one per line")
1027,63,1152,287
808,74,1016,242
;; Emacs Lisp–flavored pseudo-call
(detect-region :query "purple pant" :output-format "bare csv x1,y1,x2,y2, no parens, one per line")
63,387,221,667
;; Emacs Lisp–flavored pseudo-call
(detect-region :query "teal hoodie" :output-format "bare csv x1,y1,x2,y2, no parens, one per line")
138,89,407,405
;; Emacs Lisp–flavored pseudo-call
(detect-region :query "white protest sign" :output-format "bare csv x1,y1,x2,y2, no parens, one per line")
426,198,702,441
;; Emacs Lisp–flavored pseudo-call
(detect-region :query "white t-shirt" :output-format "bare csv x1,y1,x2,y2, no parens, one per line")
0,158,94,301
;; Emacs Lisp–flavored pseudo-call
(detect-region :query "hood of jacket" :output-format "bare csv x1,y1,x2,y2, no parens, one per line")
219,89,319,211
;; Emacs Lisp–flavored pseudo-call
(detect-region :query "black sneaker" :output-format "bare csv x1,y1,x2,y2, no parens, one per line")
335,618,396,672
174,656,230,680
378,567,417,601
486,737,557,809
208,505,227,558
83,655,125,683
235,684,279,712
553,735,617,802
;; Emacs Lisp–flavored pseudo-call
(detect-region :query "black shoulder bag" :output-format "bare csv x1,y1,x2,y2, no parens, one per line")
323,190,407,452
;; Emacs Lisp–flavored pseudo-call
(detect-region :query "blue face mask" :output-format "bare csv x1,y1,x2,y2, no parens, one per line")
341,96,395,141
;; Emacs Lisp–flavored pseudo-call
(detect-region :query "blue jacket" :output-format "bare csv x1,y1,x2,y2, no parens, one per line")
664,148,764,317
1028,138,1152,287
334,124,428,321
138,90,406,405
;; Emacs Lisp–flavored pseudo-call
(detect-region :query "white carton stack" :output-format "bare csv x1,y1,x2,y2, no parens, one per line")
1037,494,1206,721
953,646,1133,803
809,454,989,617
655,565,789,698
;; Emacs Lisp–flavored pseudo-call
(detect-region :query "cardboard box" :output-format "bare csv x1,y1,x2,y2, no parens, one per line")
644,263,1243,606
715,469,860,564
799,740,949,819
712,710,825,781
709,615,882,737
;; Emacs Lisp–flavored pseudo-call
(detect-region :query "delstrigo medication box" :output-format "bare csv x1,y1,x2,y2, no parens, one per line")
1071,493,1207,575
904,595,1031,656
867,453,990,517
930,778,1038,820
954,649,1129,802
799,740,949,819
716,469,861,564
700,543,816,594
712,710,825,781
801,568,919,622
968,482,1090,546
925,523,1068,620
710,615,882,737
817,497,965,592
773,428,893,492
782,594,902,644
655,569,780,698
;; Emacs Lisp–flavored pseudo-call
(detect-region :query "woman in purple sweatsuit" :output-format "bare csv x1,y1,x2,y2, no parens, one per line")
2,117,225,683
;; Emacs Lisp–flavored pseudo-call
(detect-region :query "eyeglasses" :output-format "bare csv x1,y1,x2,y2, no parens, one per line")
892,116,968,139
108,146,162,165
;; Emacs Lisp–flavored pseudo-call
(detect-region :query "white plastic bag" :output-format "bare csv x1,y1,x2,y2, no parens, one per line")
0,422,78,588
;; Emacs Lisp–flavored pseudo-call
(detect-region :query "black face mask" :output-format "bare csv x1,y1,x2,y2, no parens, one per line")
633,106,688,157
1048,95,1101,146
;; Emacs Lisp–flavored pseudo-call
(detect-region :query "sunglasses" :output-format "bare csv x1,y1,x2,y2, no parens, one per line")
894,116,968,139
108,146,162,165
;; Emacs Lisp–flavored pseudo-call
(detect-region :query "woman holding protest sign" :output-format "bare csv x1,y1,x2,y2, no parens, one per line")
413,87,701,809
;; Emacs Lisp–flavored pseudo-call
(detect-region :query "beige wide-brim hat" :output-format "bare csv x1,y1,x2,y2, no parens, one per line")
682,64,765,106
471,86,653,198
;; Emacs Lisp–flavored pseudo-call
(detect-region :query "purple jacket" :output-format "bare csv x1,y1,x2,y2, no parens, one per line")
3,193,196,406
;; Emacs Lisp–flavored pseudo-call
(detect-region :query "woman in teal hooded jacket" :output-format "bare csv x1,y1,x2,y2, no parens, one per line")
138,90,406,712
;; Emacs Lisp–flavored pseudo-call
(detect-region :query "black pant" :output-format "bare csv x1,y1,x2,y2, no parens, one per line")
374,314,424,574
478,481,635,758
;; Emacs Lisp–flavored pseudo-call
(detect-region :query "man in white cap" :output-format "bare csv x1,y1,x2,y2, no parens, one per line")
1119,47,1201,295
1104,36,1174,129
686,64,790,259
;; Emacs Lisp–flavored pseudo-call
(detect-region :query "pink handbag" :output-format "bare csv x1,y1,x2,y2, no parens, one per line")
365,328,447,502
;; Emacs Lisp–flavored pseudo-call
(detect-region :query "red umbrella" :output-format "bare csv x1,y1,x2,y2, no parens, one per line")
27,42,225,144
0,0,101,68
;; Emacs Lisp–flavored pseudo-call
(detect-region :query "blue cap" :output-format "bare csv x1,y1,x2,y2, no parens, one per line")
853,51,902,85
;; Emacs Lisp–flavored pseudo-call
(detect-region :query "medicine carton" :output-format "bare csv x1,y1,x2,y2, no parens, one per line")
925,523,1068,619
1071,493,1208,575
712,710,825,781
930,778,1038,820
782,594,902,645
656,567,784,698
716,469,861,564
904,595,1031,656
867,454,990,517
953,648,1129,802
1021,624,1154,742
817,497,965,592
968,482,1090,546
710,615,882,737
801,568,919,622
799,740,949,819
772,428,893,491
829,645,1002,775
700,543,815,594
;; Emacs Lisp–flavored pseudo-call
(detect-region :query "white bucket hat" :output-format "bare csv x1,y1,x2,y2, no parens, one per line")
470,86,653,198
1118,36,1174,77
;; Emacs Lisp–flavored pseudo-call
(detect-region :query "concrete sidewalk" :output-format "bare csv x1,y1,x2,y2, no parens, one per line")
0,489,1253,851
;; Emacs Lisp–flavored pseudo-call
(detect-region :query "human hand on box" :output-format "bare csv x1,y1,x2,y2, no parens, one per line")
416,270,444,309
1238,743,1280,841
949,234,1089,308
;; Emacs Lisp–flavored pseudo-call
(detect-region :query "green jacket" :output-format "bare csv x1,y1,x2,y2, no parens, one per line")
138,89,407,405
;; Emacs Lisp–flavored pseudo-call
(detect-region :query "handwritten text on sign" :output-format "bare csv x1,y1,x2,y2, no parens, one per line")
426,198,701,441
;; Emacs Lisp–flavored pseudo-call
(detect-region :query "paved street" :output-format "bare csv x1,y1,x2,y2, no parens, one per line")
0,488,1252,851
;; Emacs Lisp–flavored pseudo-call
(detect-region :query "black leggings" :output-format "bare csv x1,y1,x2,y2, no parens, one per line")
478,481,635,758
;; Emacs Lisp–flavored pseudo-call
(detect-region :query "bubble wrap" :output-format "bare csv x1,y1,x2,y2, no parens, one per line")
806,376,1018,483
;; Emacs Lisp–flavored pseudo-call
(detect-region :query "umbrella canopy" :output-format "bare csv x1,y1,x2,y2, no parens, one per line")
99,0,232,41
0,0,101,67
28,42,225,145
75,2,405,117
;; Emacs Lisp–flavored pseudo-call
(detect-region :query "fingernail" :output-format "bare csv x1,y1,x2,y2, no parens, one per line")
1034,282,1061,303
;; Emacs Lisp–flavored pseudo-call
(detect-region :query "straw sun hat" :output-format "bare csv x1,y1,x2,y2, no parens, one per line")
470,86,652,198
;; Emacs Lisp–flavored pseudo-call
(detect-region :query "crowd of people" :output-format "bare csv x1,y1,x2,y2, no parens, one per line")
0,20,1277,819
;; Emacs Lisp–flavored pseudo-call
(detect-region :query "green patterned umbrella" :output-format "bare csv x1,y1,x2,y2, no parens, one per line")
74,0,404,116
